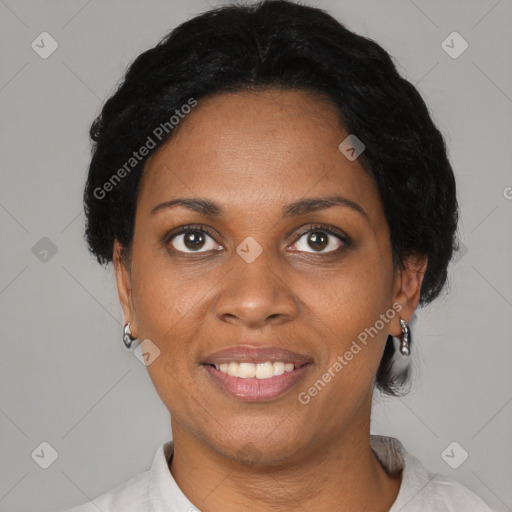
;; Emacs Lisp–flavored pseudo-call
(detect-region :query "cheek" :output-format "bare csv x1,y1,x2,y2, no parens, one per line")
131,254,199,339
145,357,204,434
305,254,393,375
129,252,212,379
311,256,391,328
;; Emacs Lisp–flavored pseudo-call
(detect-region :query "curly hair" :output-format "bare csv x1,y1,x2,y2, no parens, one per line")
83,0,459,396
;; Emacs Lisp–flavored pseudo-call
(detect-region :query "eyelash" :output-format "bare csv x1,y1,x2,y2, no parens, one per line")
164,223,351,257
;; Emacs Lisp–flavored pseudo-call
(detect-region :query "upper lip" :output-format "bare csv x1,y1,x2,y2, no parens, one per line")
202,345,312,366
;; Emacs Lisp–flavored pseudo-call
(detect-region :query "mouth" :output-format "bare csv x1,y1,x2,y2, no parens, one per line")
200,345,313,402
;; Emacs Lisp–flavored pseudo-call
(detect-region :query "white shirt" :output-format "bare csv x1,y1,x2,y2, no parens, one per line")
61,435,494,511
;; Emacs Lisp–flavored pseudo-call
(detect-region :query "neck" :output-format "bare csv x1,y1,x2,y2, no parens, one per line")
168,403,401,512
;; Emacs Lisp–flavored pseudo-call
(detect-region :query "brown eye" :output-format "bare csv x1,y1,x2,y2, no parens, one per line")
289,225,348,254
168,228,222,253
306,231,329,251
183,231,206,250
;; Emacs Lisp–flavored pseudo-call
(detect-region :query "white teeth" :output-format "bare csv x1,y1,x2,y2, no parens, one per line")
227,362,238,377
239,362,256,378
255,362,273,379
273,362,285,376
214,361,297,379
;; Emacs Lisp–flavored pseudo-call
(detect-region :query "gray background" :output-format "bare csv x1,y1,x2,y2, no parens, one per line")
0,0,511,511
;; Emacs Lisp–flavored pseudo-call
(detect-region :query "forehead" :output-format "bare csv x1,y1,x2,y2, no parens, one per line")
138,89,382,221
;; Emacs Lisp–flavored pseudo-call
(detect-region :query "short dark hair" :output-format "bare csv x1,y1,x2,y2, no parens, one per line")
83,0,459,396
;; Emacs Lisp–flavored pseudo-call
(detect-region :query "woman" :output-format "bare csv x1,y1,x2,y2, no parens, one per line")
65,1,493,510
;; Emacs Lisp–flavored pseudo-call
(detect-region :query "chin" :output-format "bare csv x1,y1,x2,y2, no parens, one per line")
207,428,309,468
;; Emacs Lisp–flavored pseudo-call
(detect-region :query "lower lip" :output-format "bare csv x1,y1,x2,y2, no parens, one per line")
203,364,311,402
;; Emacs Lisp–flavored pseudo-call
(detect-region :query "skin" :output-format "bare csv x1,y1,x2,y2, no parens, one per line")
113,89,427,512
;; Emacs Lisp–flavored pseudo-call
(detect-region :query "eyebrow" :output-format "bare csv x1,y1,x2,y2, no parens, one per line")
150,195,368,220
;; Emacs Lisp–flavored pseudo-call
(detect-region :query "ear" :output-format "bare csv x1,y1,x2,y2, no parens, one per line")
389,253,427,337
113,240,138,338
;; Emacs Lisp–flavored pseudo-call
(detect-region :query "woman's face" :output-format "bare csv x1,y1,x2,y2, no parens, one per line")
114,89,420,464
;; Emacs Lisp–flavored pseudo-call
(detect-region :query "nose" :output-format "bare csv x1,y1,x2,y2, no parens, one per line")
213,250,300,329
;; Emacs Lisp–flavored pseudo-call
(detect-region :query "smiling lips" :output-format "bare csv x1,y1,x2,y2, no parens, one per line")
201,346,312,401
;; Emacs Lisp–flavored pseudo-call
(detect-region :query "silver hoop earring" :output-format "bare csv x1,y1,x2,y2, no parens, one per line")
123,323,136,349
399,318,411,356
